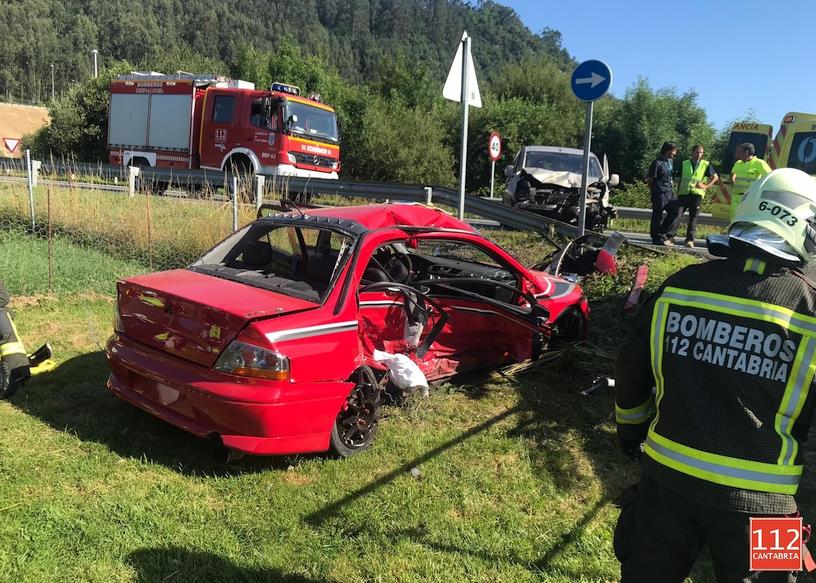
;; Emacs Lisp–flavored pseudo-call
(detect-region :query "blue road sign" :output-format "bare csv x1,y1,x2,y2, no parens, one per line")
571,60,612,102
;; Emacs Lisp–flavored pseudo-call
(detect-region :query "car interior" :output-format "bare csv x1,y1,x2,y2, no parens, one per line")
361,240,521,305
193,224,351,303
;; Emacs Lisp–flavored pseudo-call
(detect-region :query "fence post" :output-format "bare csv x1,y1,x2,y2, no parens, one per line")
231,176,239,232
425,187,433,205
32,160,41,187
255,175,265,214
128,166,140,197
47,187,53,292
25,149,35,231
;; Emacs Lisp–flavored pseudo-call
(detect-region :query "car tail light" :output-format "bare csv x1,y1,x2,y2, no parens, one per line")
113,298,123,333
286,153,297,164
214,340,290,381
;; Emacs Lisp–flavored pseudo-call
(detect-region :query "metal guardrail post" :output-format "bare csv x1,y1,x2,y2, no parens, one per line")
128,166,140,196
231,176,239,232
25,149,35,230
425,187,433,205
255,175,265,213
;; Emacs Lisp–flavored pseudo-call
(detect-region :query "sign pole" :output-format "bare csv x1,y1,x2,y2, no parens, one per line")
578,101,593,238
490,160,496,199
570,59,612,237
457,35,470,221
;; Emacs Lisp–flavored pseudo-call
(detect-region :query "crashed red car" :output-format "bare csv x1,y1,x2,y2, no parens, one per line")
106,203,588,457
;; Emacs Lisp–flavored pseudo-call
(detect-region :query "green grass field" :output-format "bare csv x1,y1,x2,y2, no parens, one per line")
0,203,807,582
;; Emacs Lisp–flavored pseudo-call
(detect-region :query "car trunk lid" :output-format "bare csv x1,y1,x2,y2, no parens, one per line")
117,269,317,367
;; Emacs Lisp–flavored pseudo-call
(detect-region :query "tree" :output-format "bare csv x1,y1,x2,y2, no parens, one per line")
593,79,716,182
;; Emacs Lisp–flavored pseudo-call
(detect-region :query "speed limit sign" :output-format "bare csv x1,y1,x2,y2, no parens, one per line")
488,132,502,161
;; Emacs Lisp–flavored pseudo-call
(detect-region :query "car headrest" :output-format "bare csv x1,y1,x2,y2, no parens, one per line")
242,241,273,267
362,266,390,283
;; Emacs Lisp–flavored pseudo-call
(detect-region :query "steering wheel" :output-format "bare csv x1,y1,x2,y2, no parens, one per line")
384,252,413,284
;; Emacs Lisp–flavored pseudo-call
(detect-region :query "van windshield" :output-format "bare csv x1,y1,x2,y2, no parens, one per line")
787,131,816,175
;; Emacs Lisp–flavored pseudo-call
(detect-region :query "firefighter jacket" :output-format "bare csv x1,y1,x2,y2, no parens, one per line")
0,281,29,380
615,254,816,514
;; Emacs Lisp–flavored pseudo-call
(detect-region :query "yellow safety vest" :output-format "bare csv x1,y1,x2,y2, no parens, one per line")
679,159,710,197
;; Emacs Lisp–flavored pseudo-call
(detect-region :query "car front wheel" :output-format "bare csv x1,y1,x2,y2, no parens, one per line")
329,366,381,457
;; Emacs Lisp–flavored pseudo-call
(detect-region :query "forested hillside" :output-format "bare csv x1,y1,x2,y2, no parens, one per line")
4,0,731,188
0,0,570,103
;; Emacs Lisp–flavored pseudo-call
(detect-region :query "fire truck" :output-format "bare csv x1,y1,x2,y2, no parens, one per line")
711,113,816,218
107,73,340,179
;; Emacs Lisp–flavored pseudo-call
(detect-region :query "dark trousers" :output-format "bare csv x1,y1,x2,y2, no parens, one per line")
615,475,797,583
670,193,703,242
650,196,680,244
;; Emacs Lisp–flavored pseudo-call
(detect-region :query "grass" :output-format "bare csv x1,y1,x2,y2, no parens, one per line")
0,226,703,583
3,197,809,582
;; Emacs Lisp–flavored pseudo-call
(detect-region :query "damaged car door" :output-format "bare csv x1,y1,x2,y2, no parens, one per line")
357,232,551,382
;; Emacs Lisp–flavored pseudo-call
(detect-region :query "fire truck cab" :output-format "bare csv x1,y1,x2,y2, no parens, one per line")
108,74,340,179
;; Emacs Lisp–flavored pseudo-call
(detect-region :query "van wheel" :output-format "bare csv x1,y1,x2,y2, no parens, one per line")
329,367,381,457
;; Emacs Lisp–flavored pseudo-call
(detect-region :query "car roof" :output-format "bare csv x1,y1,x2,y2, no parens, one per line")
262,203,477,233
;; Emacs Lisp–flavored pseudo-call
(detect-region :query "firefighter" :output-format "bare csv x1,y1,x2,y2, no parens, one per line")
730,142,772,221
0,280,30,399
614,168,816,582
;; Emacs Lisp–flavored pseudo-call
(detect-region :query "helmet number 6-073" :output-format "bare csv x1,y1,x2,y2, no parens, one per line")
759,200,798,226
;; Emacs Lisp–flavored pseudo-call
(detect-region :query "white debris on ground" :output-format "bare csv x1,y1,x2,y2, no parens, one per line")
372,349,430,397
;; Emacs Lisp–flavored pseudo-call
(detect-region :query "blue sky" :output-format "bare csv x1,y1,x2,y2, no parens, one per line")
501,0,814,131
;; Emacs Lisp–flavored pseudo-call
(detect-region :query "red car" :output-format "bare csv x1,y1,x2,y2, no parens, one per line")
106,204,588,457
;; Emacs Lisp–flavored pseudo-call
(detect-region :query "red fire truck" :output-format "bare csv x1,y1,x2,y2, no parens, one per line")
107,73,340,178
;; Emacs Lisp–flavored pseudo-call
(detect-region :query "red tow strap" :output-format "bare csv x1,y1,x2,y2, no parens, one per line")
803,522,816,572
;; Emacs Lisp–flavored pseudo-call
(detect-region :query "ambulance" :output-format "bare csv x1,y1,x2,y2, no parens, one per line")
712,113,816,219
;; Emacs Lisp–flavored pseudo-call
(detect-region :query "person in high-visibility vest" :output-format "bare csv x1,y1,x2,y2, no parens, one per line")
0,281,30,398
670,144,719,248
614,168,816,582
730,142,772,221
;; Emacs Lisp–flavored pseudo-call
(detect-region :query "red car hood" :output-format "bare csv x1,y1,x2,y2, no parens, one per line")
117,270,318,367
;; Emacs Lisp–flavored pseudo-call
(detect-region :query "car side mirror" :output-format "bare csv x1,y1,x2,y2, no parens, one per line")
608,173,620,187
504,165,516,178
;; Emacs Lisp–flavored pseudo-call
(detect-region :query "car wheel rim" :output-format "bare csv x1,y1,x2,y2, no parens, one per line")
337,369,379,449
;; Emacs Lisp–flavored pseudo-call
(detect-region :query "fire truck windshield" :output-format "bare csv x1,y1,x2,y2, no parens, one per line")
285,101,339,144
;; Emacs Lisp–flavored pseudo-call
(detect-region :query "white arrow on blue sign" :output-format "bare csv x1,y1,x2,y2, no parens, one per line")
571,60,612,102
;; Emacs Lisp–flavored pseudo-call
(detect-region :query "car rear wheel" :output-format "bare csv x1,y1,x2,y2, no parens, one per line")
329,366,381,457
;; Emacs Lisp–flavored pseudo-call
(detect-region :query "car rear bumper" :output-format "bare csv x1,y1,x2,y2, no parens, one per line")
106,334,353,455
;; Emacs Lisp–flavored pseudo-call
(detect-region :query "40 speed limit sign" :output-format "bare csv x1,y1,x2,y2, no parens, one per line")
488,132,502,161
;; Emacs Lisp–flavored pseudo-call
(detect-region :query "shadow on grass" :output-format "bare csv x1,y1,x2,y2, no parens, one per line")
127,547,330,583
10,350,295,476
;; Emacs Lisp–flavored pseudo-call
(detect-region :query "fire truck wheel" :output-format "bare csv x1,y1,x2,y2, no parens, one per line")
226,156,252,178
329,367,381,457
